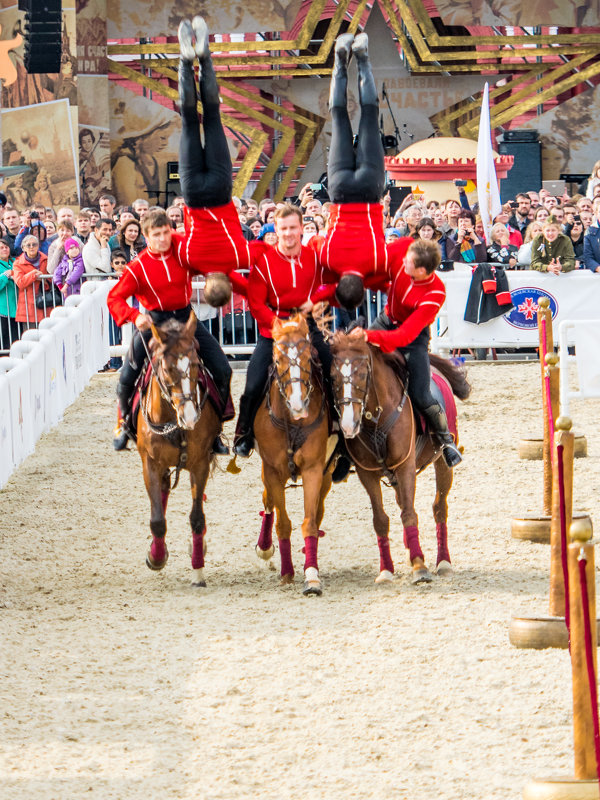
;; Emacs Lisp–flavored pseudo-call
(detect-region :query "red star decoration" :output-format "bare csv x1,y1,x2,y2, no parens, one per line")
518,296,539,320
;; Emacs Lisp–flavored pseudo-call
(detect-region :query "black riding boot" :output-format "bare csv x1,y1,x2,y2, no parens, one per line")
422,403,463,468
329,34,352,110
353,33,378,107
233,392,257,457
113,381,134,451
331,434,352,483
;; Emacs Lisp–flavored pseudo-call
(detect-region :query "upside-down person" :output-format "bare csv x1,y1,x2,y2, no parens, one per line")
349,238,463,468
309,31,387,312
108,208,232,454
231,204,335,459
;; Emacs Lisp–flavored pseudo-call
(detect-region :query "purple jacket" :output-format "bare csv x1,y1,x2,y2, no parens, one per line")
53,252,85,296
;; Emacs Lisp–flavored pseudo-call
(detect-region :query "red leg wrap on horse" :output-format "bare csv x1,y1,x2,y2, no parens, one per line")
279,538,294,577
151,535,166,563
377,536,394,573
161,491,169,513
191,529,205,569
257,511,274,551
436,523,450,565
303,535,319,571
404,525,424,562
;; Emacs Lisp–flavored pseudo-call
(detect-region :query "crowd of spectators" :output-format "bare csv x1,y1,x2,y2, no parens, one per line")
2,170,600,354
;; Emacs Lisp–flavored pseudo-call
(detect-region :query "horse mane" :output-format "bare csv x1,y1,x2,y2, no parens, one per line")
429,353,471,400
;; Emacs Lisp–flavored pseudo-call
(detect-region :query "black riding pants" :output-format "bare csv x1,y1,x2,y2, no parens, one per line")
327,103,385,204
119,307,231,409
179,63,232,208
370,312,436,412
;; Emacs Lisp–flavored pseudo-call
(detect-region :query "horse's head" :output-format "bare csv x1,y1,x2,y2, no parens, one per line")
271,313,313,420
150,311,201,430
330,331,372,438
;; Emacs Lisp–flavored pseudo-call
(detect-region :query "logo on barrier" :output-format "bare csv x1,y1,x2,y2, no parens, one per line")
503,288,558,329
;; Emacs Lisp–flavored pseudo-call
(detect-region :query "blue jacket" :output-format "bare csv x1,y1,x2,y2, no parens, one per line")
583,225,600,273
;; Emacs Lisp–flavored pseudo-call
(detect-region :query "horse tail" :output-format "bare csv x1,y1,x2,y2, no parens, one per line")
429,353,471,401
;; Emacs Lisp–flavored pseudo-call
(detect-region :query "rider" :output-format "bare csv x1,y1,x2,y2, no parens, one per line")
108,208,232,453
351,237,462,468
232,204,333,458
310,31,387,311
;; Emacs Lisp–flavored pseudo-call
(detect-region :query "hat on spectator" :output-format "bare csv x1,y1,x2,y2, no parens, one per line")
257,223,275,240
64,237,80,251
385,227,402,241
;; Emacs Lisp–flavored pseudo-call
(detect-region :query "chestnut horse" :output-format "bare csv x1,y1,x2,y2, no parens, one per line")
137,312,220,587
330,332,470,584
253,314,333,595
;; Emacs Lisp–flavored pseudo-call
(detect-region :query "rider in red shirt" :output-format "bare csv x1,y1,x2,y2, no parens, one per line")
232,204,334,457
352,238,462,468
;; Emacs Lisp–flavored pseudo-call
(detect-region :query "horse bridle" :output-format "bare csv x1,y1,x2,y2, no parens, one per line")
332,351,382,424
273,335,314,417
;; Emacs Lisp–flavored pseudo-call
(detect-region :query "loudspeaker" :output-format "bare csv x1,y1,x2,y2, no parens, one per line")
19,0,62,74
498,132,541,203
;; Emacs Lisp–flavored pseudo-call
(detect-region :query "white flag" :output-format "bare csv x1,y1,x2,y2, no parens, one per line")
476,83,502,241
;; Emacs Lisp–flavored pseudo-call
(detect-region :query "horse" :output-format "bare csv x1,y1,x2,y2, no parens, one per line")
330,331,471,584
136,311,221,587
253,313,333,596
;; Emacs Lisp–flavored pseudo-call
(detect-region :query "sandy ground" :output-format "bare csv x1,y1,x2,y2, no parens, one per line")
1,361,600,800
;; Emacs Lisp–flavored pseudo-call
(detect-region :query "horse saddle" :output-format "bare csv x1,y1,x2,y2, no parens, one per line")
128,359,235,443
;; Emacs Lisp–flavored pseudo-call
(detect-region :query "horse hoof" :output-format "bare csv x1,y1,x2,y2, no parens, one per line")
411,567,433,585
146,544,169,571
302,567,322,596
436,560,453,577
191,568,206,587
375,569,395,584
256,544,275,562
280,573,294,586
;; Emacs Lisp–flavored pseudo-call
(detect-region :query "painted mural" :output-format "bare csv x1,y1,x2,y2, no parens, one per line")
433,0,600,28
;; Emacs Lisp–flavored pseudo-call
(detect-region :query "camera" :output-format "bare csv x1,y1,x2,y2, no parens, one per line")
574,214,582,222
454,179,468,188
30,210,39,220
310,183,323,192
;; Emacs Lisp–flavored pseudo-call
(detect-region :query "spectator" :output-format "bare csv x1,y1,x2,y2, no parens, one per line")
132,198,149,220
110,249,128,276
82,217,115,277
15,215,49,255
486,223,518,268
530,216,576,274
492,204,523,246
172,196,185,209
516,221,543,267
47,220,83,276
115,206,138,227
508,193,531,237
12,234,49,328
302,216,318,237
582,208,600,273
586,160,600,200
396,204,422,237
534,206,550,224
99,194,117,219
53,237,85,297
442,198,462,234
445,209,487,263
110,218,145,261
246,216,262,238
3,206,21,255
257,222,277,245
527,191,540,209
166,204,183,228
245,198,259,217
45,219,56,236
564,215,585,264
75,211,92,245
56,207,75,225
0,237,18,347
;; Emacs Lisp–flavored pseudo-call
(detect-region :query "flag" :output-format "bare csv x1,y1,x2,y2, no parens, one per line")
476,83,502,241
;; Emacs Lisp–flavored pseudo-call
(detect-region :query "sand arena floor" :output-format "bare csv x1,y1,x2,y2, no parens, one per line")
1,362,600,800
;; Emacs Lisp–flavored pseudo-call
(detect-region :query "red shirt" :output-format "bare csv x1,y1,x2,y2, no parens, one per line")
107,233,196,326
247,241,323,337
181,200,251,275
366,238,446,353
311,202,387,278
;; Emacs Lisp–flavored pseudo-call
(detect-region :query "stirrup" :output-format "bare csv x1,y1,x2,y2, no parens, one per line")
442,442,462,468
212,435,230,456
113,423,129,451
233,434,254,458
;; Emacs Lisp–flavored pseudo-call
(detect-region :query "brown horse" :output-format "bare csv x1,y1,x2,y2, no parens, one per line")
137,311,220,587
253,314,333,595
330,331,470,584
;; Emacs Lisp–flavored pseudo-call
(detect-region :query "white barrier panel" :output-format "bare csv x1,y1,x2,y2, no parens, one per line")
0,356,34,472
433,270,600,350
0,373,13,487
559,320,600,416
1,282,111,489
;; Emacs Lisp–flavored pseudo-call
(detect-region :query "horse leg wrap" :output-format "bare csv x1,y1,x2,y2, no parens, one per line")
279,538,294,577
191,528,205,569
151,535,166,564
303,535,319,571
257,511,274,552
377,536,394,574
436,523,451,566
403,525,424,563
